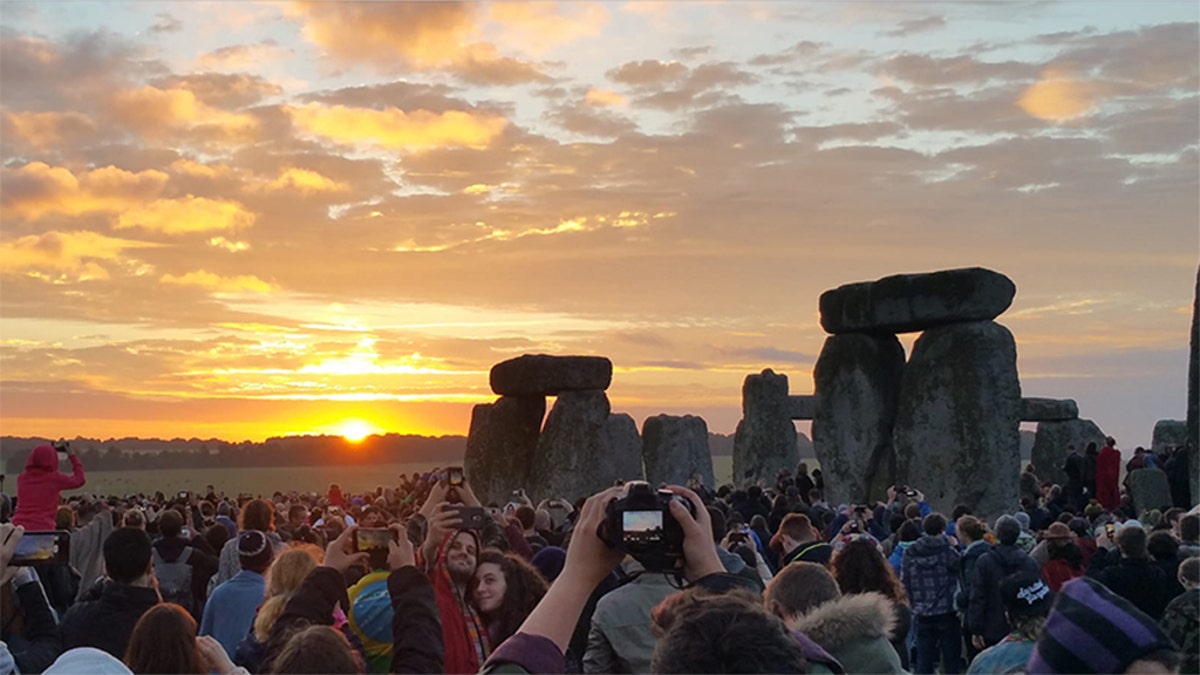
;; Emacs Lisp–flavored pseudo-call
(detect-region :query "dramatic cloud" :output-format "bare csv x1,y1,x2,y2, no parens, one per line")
114,196,257,235
286,103,509,150
1,163,168,220
108,85,259,139
1,110,97,147
0,230,160,279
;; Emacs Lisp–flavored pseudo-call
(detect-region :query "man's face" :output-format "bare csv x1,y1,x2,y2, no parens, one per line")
446,531,477,584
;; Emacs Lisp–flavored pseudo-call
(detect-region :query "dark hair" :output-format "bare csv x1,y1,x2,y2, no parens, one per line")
240,498,275,532
514,505,536,530
104,527,153,584
205,523,231,553
956,515,986,542
124,603,202,674
470,549,548,645
779,513,813,542
1047,540,1083,571
707,506,726,545
903,502,922,521
159,509,184,538
288,504,308,523
1180,557,1200,586
994,515,1021,546
951,504,971,520
1146,530,1179,561
897,519,921,543
651,588,808,673
764,561,840,618
1181,514,1199,542
831,538,907,604
264,625,362,674
922,513,947,536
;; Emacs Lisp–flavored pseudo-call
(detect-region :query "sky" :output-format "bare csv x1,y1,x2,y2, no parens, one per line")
0,1,1196,448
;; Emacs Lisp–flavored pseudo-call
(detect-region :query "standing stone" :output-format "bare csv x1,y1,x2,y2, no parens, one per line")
819,267,1016,334
642,415,715,487
1020,398,1079,421
732,369,798,485
1151,420,1188,456
490,354,613,396
1128,468,1172,512
1189,264,1200,507
1030,418,1106,487
812,333,905,506
894,321,1022,520
788,395,818,420
463,396,545,506
527,391,642,501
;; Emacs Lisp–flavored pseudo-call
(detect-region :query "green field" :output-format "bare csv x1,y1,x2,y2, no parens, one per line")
60,455,822,498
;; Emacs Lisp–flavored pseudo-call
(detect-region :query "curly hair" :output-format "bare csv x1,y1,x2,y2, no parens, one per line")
831,537,907,605
469,549,549,645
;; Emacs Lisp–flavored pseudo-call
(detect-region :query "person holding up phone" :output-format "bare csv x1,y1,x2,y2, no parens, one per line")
1,522,64,674
13,442,86,531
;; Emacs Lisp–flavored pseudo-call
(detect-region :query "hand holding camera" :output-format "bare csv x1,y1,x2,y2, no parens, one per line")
593,481,724,582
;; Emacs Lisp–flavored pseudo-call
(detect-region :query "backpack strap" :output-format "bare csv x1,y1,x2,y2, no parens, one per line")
179,546,193,564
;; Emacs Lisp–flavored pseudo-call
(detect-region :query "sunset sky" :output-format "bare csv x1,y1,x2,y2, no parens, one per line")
1,1,1196,448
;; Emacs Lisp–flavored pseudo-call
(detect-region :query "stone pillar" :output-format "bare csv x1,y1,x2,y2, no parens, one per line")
732,369,798,486
1029,418,1105,486
463,396,545,506
812,333,905,505
527,391,643,501
894,321,1022,520
642,414,715,487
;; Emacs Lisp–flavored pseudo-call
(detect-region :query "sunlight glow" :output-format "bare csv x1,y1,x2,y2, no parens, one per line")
338,419,376,443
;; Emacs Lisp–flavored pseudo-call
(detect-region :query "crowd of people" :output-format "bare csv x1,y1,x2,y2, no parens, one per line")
0,439,1197,674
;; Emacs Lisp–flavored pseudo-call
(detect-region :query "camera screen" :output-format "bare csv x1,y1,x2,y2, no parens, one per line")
622,510,664,544
448,467,464,485
357,529,393,551
14,533,60,561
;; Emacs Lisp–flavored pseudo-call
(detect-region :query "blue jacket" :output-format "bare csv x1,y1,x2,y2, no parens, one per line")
200,569,265,658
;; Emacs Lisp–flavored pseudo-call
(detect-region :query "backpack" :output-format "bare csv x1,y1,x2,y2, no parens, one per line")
153,546,194,613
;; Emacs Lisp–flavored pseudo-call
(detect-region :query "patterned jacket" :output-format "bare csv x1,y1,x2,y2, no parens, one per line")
1160,587,1198,675
901,534,961,618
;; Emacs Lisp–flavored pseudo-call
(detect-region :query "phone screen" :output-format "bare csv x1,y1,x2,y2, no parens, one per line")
447,467,464,486
12,531,70,566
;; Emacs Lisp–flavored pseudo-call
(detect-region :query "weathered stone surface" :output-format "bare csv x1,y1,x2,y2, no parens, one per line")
1190,265,1199,505
1030,418,1106,487
1020,398,1079,422
463,396,546,506
642,415,715,487
1152,420,1188,455
1128,468,1172,512
526,391,642,501
732,369,799,485
894,321,1022,520
812,333,905,505
490,354,613,396
819,267,1016,335
788,395,818,420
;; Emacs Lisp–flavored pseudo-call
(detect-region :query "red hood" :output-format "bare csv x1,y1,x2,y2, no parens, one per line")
24,444,58,472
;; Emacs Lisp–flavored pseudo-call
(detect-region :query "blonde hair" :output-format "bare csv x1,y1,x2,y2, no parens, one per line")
252,545,323,641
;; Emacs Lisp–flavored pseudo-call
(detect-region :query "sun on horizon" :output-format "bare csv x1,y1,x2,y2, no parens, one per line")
337,420,378,443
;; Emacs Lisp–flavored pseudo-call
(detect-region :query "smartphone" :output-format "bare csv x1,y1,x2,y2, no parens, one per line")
177,491,188,500
450,505,488,531
447,467,464,487
11,530,71,566
353,528,397,570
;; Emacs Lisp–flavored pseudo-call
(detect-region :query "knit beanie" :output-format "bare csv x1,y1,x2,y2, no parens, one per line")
1014,511,1031,531
1084,502,1103,520
1027,577,1177,674
530,546,567,582
44,647,133,674
238,530,274,572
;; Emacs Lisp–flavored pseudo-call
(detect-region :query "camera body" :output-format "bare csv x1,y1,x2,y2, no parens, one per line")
597,481,694,573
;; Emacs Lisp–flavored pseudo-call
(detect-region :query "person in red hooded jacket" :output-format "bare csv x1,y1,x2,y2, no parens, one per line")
1095,436,1122,511
14,442,85,530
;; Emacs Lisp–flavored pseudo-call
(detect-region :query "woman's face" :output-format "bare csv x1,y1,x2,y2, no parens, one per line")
473,562,506,614
361,511,384,527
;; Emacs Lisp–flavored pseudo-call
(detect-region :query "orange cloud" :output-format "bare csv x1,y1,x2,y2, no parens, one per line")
286,2,477,68
287,104,508,150
109,85,259,138
1,110,97,147
0,230,159,279
486,2,608,54
1,162,168,220
585,88,626,106
160,270,276,293
1018,69,1107,121
115,196,256,234
265,167,348,194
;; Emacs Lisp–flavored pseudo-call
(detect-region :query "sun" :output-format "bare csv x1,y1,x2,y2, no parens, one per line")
338,420,375,443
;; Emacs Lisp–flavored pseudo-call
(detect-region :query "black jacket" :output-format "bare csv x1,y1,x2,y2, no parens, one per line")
60,581,160,659
262,565,444,674
1095,557,1174,621
3,576,63,673
783,540,832,567
153,535,219,610
966,543,1038,646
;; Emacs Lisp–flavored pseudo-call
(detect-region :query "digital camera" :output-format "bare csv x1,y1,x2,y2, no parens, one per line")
597,481,695,573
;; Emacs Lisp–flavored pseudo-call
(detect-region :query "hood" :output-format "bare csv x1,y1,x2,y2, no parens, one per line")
435,528,483,572
24,444,59,472
908,534,952,560
791,592,898,653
